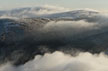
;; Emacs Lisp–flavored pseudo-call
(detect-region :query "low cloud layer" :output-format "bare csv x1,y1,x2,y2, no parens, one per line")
0,51,108,71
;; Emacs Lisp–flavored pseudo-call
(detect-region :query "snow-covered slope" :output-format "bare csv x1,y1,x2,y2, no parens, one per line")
0,5,102,19
0,6,69,18
43,9,99,18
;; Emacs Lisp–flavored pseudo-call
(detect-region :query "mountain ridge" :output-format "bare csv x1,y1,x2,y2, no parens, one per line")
0,6,100,18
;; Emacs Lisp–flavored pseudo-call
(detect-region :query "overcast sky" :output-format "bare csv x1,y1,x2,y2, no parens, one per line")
0,0,108,10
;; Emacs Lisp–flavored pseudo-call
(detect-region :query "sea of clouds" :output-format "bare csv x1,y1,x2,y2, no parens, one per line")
0,51,108,71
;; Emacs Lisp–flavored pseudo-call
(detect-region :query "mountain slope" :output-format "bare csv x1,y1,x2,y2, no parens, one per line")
0,8,108,65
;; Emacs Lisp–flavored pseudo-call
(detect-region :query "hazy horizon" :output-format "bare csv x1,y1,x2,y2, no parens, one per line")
0,0,108,10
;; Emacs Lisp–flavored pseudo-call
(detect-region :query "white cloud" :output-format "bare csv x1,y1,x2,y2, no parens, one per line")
0,51,108,71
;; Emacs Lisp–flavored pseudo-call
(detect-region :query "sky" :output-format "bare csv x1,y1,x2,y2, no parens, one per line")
0,0,108,10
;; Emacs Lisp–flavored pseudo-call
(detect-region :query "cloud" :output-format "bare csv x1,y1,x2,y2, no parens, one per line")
0,51,108,71
32,20,98,43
